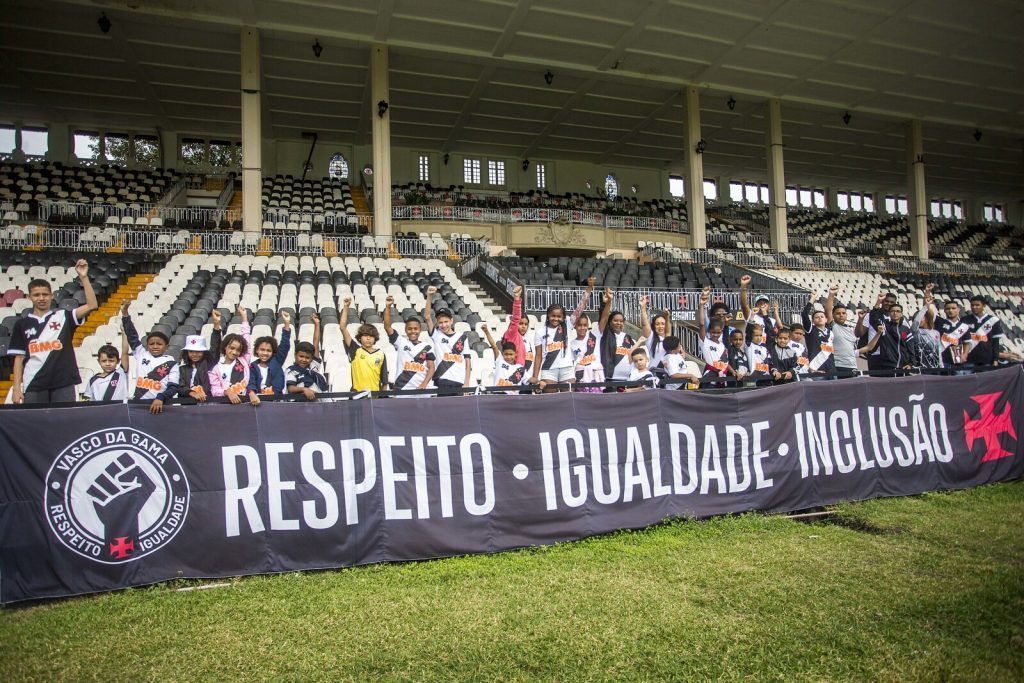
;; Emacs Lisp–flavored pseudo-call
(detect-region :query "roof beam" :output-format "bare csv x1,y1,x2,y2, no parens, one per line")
441,65,495,153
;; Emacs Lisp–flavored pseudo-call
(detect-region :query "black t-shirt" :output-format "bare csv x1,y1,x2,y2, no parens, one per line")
933,317,972,365
962,313,1004,365
8,309,83,391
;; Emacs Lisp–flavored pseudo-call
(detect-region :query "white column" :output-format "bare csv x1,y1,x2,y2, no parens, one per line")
825,186,839,212
905,120,928,259
681,86,705,248
765,98,788,252
160,131,177,169
240,26,263,233
12,125,25,162
874,189,887,216
46,125,70,164
371,44,393,237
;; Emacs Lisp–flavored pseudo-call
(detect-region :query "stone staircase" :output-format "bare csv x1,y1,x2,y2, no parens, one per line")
465,279,505,318
73,273,156,346
351,186,370,214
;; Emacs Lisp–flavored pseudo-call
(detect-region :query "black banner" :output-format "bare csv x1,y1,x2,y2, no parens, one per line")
1,367,1021,604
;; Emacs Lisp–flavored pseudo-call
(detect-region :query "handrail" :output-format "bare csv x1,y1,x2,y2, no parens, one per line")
0,224,489,259
392,205,688,233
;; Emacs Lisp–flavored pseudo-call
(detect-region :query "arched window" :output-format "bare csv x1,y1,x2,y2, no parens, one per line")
604,173,618,200
328,153,349,179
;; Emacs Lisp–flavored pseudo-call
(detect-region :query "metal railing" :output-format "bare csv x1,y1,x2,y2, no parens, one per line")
0,225,489,259
522,286,810,325
392,205,688,233
675,248,1024,277
39,199,241,227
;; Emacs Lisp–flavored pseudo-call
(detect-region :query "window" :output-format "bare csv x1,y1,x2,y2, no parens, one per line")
785,187,798,206
209,140,240,168
74,130,100,160
743,182,758,203
759,184,770,203
929,200,941,218
703,178,717,201
729,181,743,202
849,193,862,211
0,125,14,155
669,175,684,198
897,197,908,215
329,153,350,180
799,189,812,207
536,162,547,189
488,160,505,186
983,203,1003,222
20,127,47,156
417,154,429,182
105,133,131,166
605,173,618,200
463,158,481,184
863,193,874,212
813,189,825,208
837,192,849,211
181,138,205,165
134,135,160,167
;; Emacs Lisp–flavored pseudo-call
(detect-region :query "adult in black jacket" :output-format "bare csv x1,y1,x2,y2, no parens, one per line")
873,303,916,374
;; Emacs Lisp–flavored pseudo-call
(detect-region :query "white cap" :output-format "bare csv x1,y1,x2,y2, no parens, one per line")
184,335,209,351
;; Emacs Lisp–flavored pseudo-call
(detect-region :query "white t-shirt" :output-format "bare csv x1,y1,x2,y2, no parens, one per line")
607,329,635,380
535,320,575,370
789,340,809,374
747,343,771,374
628,367,657,390
570,331,600,371
86,367,129,401
389,331,436,391
647,337,667,370
701,336,728,376
492,358,527,392
662,353,693,390
431,329,472,385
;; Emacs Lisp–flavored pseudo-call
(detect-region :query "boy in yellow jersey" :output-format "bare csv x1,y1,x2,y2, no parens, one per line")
340,297,390,393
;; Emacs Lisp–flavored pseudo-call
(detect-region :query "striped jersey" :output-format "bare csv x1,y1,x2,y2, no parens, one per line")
8,309,83,391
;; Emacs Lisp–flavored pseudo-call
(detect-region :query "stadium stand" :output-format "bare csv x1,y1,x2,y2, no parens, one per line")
0,162,184,224
260,175,363,233
67,253,511,396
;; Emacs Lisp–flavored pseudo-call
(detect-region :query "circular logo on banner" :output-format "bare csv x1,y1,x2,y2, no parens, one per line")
44,428,190,564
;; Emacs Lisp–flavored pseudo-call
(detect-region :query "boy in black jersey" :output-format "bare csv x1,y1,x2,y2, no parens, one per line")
9,259,97,404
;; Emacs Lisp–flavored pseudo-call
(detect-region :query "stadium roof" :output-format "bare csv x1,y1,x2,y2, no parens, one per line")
2,0,1022,196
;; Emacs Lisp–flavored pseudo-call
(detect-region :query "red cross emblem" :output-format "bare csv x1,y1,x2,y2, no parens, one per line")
155,366,169,377
49,322,61,330
109,536,135,559
964,392,1017,462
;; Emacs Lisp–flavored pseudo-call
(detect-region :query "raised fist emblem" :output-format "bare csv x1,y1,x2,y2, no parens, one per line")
86,453,157,560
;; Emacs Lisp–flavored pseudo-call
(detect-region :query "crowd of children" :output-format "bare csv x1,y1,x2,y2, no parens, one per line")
6,259,1021,409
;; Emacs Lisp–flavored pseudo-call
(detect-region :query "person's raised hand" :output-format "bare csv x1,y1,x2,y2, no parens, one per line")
740,274,751,287
512,285,523,299
385,295,394,307
75,259,89,278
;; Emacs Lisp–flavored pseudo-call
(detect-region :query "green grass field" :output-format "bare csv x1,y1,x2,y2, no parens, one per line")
2,482,1023,681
